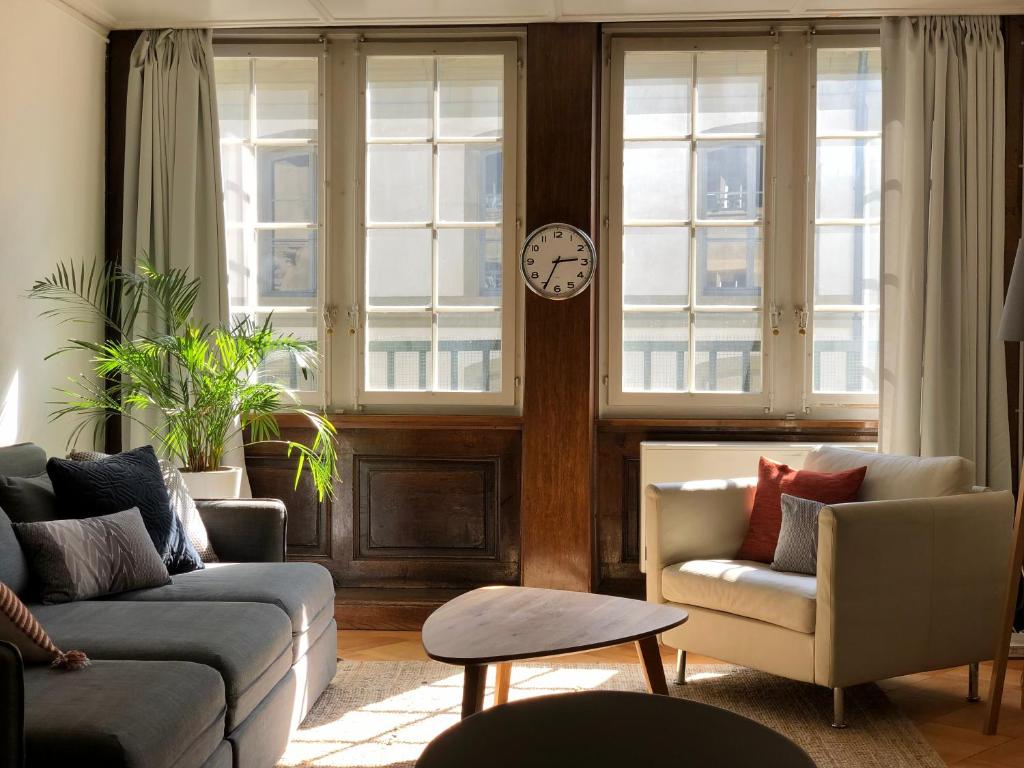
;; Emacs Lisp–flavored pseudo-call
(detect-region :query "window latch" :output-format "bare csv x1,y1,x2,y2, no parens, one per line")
769,303,782,336
795,306,809,336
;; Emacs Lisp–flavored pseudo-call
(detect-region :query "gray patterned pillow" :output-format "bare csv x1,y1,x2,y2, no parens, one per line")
13,508,171,604
770,494,825,575
69,450,218,563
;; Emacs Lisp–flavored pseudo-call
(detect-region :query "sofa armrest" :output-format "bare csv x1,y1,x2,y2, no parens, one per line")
815,491,1014,688
0,641,24,768
643,478,755,603
196,498,287,563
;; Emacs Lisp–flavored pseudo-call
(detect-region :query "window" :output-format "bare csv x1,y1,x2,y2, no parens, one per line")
604,30,880,417
810,47,881,400
359,45,519,405
214,54,324,399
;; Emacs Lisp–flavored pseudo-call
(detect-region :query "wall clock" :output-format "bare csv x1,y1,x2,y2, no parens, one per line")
519,223,596,300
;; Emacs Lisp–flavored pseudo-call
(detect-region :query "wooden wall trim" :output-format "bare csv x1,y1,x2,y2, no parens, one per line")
1005,16,1023,494
274,413,523,431
597,418,878,435
521,23,600,592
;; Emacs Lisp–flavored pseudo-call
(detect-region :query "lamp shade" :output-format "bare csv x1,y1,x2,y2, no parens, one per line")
1001,237,1024,342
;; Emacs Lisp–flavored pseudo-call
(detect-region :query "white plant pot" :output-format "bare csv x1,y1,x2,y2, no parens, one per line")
178,467,243,500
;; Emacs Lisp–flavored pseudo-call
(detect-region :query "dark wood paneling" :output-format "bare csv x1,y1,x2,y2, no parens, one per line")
596,420,879,595
1005,17,1023,495
356,457,497,558
246,419,521,590
521,23,600,592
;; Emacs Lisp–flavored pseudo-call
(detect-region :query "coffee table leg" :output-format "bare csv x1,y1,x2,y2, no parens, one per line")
635,636,669,695
493,662,512,706
461,664,487,719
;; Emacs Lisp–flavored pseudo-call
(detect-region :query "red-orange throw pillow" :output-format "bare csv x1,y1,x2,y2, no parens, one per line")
736,456,867,563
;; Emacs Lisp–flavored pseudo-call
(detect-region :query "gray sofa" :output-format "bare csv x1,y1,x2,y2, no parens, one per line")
0,443,338,768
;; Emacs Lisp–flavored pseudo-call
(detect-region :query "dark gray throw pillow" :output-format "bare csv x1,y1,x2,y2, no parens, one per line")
13,508,171,604
0,474,58,523
770,494,825,576
46,446,202,575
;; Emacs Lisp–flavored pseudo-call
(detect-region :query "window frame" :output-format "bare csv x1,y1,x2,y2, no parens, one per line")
214,42,329,407
604,35,778,415
354,39,521,408
802,34,882,413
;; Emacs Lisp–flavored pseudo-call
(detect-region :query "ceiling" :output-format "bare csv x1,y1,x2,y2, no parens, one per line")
54,0,1023,31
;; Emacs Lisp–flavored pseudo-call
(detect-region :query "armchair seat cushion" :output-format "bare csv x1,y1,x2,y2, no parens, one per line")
662,559,817,634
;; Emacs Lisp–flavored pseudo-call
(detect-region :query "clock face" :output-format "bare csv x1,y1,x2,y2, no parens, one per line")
519,223,596,300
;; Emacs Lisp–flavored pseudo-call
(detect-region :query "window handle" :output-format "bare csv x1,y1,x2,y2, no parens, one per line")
795,306,809,336
769,303,782,336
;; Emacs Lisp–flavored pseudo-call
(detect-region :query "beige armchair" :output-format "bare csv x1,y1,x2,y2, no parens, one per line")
644,446,1014,727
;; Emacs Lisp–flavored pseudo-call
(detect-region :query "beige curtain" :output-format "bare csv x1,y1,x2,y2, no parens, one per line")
122,29,251,495
880,16,1010,490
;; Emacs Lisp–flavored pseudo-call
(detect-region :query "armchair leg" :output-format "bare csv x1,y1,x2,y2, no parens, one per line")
832,688,848,729
674,649,687,685
968,662,980,702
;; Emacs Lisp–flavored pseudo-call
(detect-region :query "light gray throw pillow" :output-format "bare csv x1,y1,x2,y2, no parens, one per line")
770,494,825,576
13,508,171,604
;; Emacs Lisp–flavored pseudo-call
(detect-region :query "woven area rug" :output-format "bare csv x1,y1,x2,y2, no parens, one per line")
278,660,944,768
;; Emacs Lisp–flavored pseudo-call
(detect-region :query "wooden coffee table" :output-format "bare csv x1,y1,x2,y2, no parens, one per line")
421,586,687,718
415,690,816,768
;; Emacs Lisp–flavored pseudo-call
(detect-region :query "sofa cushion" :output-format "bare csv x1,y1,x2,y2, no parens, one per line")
803,446,974,501
47,446,203,575
24,660,226,768
662,559,817,634
33,600,293,730
0,442,46,477
0,474,58,523
0,508,30,596
108,562,335,659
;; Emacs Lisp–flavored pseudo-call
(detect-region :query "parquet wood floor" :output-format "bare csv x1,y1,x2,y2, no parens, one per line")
337,630,1024,766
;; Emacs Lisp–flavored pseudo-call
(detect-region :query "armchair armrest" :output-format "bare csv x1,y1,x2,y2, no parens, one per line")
196,498,287,563
643,478,755,603
0,641,24,768
815,491,1014,688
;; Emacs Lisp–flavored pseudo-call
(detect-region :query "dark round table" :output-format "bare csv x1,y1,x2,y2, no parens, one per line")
416,690,816,768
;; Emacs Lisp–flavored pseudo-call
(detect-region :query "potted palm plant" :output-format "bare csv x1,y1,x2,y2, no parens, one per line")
29,260,338,501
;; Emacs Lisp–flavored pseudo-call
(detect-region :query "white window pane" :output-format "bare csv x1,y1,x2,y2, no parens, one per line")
438,313,501,392
693,313,761,392
622,227,689,306
367,56,434,139
366,313,432,391
439,56,503,139
813,311,879,393
816,138,881,219
226,229,247,307
257,147,316,223
367,144,432,223
255,59,317,140
695,51,765,135
438,144,502,223
623,312,688,392
814,225,880,305
221,143,246,224
817,49,881,135
623,52,691,139
367,229,432,307
696,141,763,220
439,229,502,307
257,230,317,307
623,141,689,222
695,227,761,306
254,312,318,393
215,59,249,140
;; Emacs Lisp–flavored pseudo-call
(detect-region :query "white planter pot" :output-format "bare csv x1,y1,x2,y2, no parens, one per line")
178,467,243,500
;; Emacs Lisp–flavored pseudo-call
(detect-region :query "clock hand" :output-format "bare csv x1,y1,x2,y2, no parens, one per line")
542,258,563,290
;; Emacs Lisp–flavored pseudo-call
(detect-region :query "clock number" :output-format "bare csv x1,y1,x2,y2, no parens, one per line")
567,281,575,289
531,272,539,279
577,244,584,252
577,272,584,278
531,244,540,252
553,285,561,293
526,258,534,265
554,230,563,239
581,259,589,266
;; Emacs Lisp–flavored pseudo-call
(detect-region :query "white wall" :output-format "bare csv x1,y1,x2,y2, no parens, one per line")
0,0,106,455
